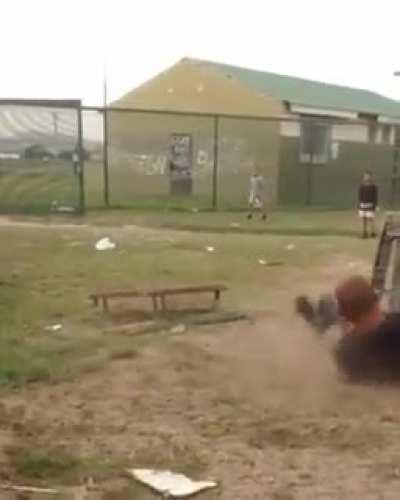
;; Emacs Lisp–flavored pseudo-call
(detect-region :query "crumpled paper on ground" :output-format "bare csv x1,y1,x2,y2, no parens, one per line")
128,468,217,498
95,237,116,251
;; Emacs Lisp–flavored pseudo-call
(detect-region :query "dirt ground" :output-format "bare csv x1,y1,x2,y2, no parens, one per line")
2,279,400,498
0,216,398,499
4,317,400,499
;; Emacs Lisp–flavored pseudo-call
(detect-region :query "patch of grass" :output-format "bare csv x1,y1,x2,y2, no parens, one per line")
0,357,54,387
9,447,130,482
0,163,79,214
12,449,80,480
130,439,209,477
86,209,371,238
0,337,105,388
0,210,376,391
0,366,23,385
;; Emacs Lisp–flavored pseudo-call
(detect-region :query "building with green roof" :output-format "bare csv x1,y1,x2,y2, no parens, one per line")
109,58,400,208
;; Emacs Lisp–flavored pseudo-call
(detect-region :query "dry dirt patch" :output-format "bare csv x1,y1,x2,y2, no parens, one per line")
2,310,400,499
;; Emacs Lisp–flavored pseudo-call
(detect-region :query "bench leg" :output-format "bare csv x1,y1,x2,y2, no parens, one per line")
214,290,221,310
160,295,167,313
92,297,98,307
152,296,158,313
102,297,109,313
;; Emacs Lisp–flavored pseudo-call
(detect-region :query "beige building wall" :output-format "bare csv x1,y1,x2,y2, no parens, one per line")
332,124,368,142
281,120,386,145
280,121,300,137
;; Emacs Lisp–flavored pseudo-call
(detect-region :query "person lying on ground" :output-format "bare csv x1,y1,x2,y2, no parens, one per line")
296,275,400,383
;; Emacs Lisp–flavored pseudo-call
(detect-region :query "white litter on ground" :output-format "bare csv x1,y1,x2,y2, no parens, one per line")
170,324,187,334
56,206,76,213
95,237,116,251
44,324,62,332
258,259,284,267
50,201,76,213
286,243,295,251
205,246,215,253
230,222,241,228
128,469,217,498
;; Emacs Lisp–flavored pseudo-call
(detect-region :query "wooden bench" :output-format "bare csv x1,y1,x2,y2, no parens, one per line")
90,284,227,313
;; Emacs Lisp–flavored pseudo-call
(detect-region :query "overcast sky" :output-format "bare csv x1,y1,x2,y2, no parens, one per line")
2,0,400,105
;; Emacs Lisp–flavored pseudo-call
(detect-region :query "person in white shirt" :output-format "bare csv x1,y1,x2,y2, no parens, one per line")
247,172,267,220
72,151,80,175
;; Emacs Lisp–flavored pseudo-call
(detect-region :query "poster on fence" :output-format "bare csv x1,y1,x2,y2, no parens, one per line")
169,134,193,195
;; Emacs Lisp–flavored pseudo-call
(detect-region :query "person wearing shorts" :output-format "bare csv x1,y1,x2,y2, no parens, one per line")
247,172,267,220
358,171,378,238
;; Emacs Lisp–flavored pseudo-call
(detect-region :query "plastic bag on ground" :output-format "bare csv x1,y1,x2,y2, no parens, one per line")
95,237,116,251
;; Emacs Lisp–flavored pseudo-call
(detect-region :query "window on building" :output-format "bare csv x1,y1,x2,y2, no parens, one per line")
368,123,378,143
382,125,392,145
300,120,331,164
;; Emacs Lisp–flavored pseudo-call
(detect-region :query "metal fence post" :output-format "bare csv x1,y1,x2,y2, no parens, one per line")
103,108,110,207
77,104,85,213
212,116,219,210
391,128,400,208
391,156,397,209
306,161,313,206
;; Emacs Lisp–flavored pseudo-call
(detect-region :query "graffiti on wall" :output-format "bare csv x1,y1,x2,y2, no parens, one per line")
110,149,214,177
169,134,192,194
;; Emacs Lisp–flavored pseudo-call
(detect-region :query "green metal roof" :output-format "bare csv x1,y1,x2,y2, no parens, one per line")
187,59,400,118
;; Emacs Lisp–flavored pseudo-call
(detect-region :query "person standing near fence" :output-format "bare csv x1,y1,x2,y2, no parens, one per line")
358,171,378,239
72,150,80,176
247,171,267,220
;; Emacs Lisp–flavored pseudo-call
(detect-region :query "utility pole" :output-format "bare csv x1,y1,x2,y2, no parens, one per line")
103,63,110,206
52,112,59,137
391,72,400,207
103,63,108,108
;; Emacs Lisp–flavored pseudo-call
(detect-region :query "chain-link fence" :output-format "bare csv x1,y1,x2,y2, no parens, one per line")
1,99,399,214
98,109,400,212
0,100,84,214
278,118,398,209
82,108,104,208
106,110,215,210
